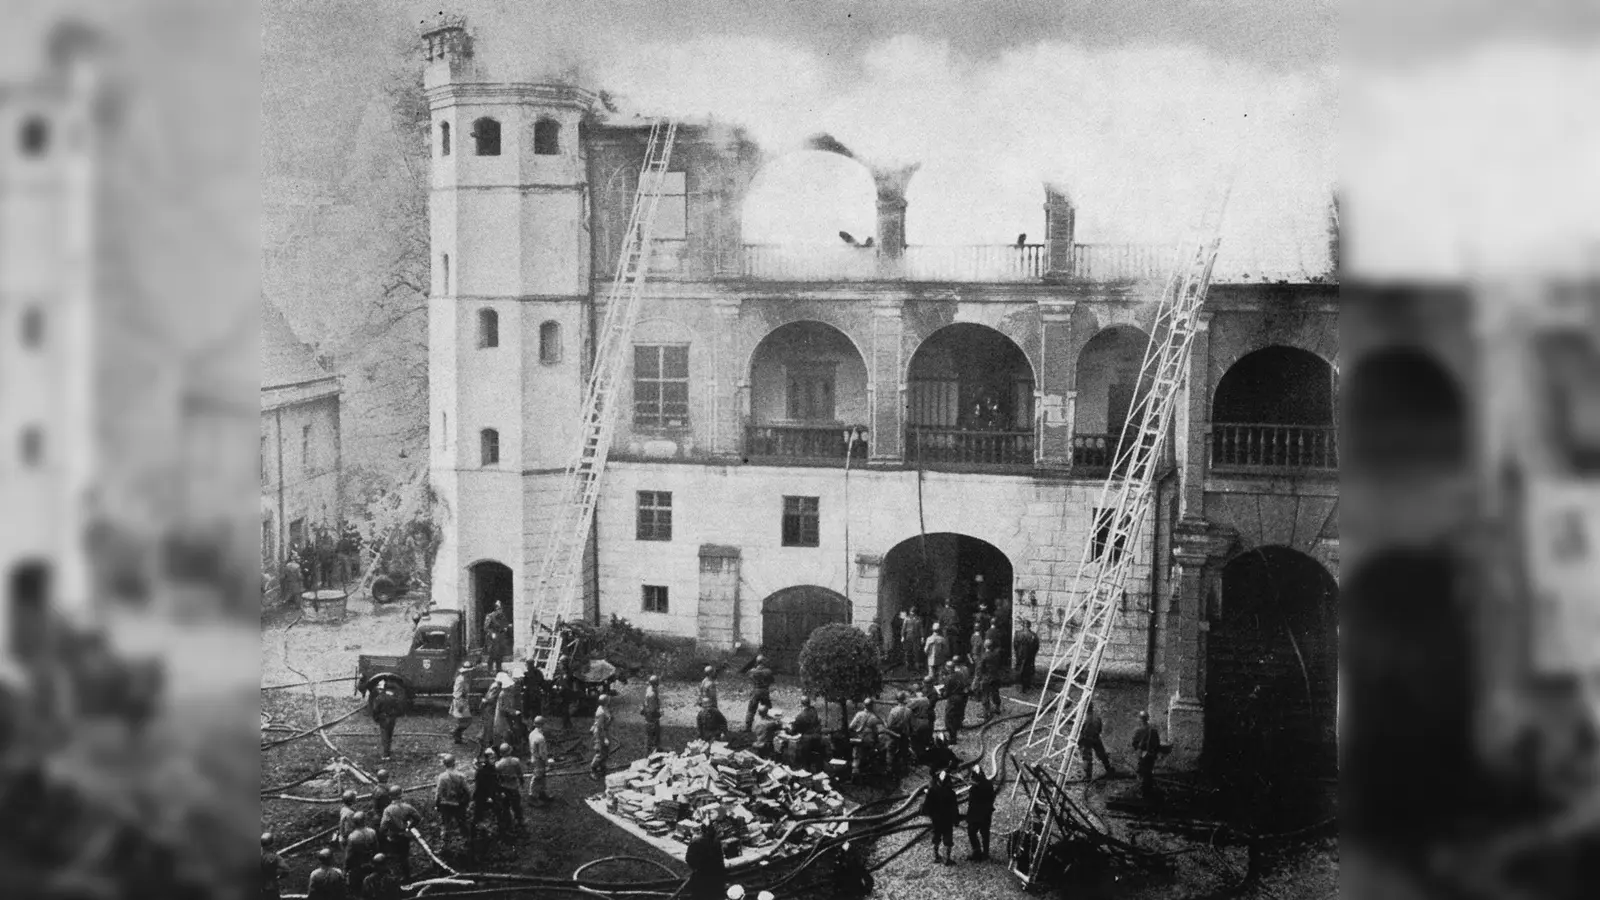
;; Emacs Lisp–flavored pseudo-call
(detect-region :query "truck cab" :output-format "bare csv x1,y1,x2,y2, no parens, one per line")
356,609,495,710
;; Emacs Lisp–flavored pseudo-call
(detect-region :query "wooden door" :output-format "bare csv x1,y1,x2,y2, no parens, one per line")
760,586,850,675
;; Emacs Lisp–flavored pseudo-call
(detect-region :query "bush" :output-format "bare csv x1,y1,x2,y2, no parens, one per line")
799,624,882,720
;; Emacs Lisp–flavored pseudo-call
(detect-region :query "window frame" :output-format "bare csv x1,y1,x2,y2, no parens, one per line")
472,117,501,156
633,344,691,429
478,308,499,349
1091,508,1128,563
635,490,674,542
533,117,561,156
19,115,48,157
439,120,451,157
785,362,838,422
539,320,562,365
480,428,500,466
781,496,821,548
641,584,670,614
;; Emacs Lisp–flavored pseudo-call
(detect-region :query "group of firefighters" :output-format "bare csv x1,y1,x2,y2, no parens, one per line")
265,595,1175,898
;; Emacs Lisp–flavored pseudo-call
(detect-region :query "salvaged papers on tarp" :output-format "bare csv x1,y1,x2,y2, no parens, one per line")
586,740,851,866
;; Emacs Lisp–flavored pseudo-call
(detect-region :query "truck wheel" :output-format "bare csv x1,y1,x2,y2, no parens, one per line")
371,577,398,605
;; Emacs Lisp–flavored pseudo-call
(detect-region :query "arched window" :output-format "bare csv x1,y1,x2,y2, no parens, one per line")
478,309,499,349
441,253,450,294
533,118,561,156
19,116,48,157
472,117,501,156
480,429,500,465
20,307,43,348
539,320,561,364
20,427,42,467
439,121,451,157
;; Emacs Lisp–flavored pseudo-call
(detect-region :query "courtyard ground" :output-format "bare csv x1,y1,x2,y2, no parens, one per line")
260,600,1337,898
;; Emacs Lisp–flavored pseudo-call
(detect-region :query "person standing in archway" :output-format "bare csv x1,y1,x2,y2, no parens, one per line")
1012,619,1040,692
924,623,949,681
483,600,512,673
899,609,924,674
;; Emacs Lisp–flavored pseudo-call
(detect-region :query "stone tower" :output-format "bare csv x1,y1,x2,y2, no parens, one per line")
423,15,598,652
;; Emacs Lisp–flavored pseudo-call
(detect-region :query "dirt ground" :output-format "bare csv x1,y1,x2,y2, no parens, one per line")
259,600,1338,898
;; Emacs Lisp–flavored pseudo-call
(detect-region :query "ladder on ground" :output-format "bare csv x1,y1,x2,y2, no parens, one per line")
1006,189,1229,890
353,466,430,603
524,119,679,678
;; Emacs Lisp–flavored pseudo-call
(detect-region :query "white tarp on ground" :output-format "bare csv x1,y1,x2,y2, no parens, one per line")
1526,478,1600,673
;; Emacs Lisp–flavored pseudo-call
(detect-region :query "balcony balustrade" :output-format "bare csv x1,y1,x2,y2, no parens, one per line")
1210,423,1338,472
906,426,1035,467
745,424,869,465
722,242,1174,283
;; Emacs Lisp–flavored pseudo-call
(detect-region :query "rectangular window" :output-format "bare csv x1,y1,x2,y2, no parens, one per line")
636,491,673,541
481,429,500,466
1092,508,1128,563
260,436,270,485
289,518,306,549
786,364,837,421
642,584,669,614
633,345,690,428
301,424,313,474
782,496,820,547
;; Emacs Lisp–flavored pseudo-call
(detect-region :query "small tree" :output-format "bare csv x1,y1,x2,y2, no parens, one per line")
799,624,883,728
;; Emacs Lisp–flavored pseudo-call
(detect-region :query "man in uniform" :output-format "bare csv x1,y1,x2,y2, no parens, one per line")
1012,619,1040,693
342,812,378,893
941,659,970,744
684,822,728,900
1078,702,1116,780
470,748,499,837
883,692,912,774
977,640,1004,720
695,696,728,743
449,662,473,744
363,853,403,900
744,655,774,732
552,660,575,731
1131,710,1169,800
368,678,405,761
965,767,997,861
792,694,821,738
923,623,949,681
640,675,663,753
305,848,346,900
378,784,421,882
847,696,883,778
371,770,393,821
336,790,360,847
520,660,546,722
494,743,526,831
590,693,614,780
698,666,720,711
527,716,551,804
936,600,961,653
921,768,959,865
899,609,924,674
478,678,503,748
792,696,824,771
483,600,511,673
969,613,990,668
260,833,284,900
434,754,471,840
750,703,782,758
908,680,936,761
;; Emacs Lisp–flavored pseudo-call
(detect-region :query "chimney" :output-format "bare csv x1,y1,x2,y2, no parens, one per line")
1043,184,1076,281
871,163,920,277
421,12,472,87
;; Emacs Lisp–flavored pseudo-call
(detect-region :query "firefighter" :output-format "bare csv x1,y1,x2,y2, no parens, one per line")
1012,619,1040,693
378,784,421,882
1078,702,1117,780
696,696,728,743
260,833,284,900
744,656,773,732
965,767,997,861
641,675,663,753
371,769,393,821
883,692,912,774
1131,710,1170,800
908,681,935,761
923,624,949,681
483,600,511,673
941,659,970,744
449,662,473,744
470,747,499,837
363,853,403,900
434,754,471,840
922,768,959,865
342,812,378,892
494,743,526,831
590,693,614,780
305,848,346,900
699,666,720,711
336,790,359,846
528,716,551,803
978,639,1004,720
847,697,883,779
368,678,405,762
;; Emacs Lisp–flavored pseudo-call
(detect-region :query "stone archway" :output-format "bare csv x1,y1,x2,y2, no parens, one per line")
905,324,1036,467
468,560,513,650
760,586,851,675
879,533,1014,670
1346,345,1468,473
1204,546,1339,777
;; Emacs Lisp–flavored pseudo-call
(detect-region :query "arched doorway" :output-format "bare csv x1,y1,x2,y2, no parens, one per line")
469,561,513,649
1073,325,1151,473
1342,548,1477,834
1204,547,1339,777
745,321,870,463
1346,346,1467,473
906,324,1035,467
9,560,52,661
879,534,1014,670
1211,346,1337,472
761,586,850,675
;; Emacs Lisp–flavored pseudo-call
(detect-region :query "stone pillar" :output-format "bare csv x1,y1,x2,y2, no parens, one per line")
869,298,905,463
713,297,743,458
1179,311,1214,518
872,163,919,277
697,544,741,650
1043,185,1077,281
1037,299,1077,467
852,554,883,637
1161,517,1235,769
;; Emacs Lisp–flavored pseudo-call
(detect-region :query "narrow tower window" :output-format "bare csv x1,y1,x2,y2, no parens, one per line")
478,309,499,348
20,427,43,467
480,428,500,465
533,118,561,156
441,253,450,294
21,307,43,348
19,116,48,157
539,321,561,364
472,117,501,156
439,121,451,157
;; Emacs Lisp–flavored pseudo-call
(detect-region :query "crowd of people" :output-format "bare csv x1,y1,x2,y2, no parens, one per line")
267,597,1173,898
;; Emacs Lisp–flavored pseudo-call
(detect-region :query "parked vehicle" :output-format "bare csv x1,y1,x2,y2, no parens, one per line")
355,609,494,711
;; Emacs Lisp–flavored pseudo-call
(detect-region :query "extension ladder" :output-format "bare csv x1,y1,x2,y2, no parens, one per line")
524,119,679,678
1007,190,1228,889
